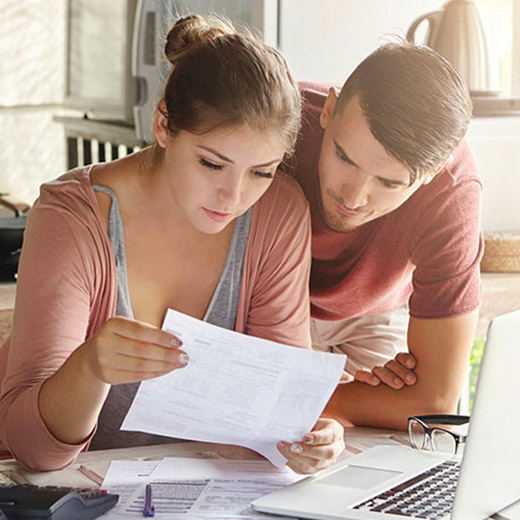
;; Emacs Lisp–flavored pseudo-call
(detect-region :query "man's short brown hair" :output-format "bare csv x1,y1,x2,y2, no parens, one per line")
335,42,473,184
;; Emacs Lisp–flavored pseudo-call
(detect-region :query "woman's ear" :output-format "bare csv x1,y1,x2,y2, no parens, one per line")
154,100,170,148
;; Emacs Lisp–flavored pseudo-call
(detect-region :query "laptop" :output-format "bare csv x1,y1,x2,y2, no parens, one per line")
252,310,520,520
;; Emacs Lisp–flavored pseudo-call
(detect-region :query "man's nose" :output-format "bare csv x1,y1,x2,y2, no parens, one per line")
341,176,368,209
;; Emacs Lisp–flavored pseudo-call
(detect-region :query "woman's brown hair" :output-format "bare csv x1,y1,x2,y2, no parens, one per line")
157,14,301,152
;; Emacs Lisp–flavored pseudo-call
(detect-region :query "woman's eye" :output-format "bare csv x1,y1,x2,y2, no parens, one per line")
200,158,222,170
253,170,274,179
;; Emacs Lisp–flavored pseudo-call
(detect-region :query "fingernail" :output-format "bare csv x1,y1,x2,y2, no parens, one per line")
178,353,189,366
406,374,415,383
394,378,401,386
171,337,183,347
290,443,303,454
303,434,313,444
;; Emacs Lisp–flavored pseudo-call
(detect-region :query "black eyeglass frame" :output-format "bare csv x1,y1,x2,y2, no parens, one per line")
407,414,470,454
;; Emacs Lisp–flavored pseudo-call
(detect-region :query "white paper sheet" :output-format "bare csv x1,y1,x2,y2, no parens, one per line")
101,460,160,512
121,309,346,467
498,499,520,520
105,457,303,519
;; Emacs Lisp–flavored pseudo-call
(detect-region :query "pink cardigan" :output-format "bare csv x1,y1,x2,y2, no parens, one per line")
0,166,311,470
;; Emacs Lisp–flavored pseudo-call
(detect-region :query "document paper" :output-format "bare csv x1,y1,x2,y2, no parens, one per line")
102,458,303,519
122,309,345,467
101,460,160,511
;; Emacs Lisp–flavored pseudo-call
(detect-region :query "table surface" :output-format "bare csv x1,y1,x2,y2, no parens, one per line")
0,282,15,312
0,427,518,519
0,427,411,488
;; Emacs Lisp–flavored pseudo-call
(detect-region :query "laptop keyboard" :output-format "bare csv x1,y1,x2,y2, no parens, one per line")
353,459,460,519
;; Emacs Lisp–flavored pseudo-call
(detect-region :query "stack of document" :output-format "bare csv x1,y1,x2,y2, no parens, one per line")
122,309,346,468
101,457,304,519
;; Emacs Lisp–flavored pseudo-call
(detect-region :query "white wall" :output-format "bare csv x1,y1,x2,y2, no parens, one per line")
0,0,67,205
467,117,520,232
280,0,443,84
2,0,519,231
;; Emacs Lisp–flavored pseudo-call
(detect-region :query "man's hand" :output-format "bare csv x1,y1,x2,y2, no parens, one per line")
354,352,418,389
324,312,478,430
277,417,345,474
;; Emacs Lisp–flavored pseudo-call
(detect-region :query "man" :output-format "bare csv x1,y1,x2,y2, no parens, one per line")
286,42,482,430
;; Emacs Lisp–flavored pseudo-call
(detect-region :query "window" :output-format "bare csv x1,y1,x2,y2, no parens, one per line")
479,0,519,96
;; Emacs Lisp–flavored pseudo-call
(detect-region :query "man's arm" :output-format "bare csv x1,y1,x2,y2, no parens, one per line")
324,311,478,430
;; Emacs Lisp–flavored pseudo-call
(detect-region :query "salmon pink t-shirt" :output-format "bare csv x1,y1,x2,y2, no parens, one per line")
288,82,483,321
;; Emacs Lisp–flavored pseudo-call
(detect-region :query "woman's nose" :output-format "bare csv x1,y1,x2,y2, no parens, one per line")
217,173,242,206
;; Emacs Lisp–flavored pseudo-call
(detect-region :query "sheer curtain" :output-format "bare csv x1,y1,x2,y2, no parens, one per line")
479,0,518,96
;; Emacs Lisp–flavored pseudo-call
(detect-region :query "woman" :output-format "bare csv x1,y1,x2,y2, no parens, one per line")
0,15,344,473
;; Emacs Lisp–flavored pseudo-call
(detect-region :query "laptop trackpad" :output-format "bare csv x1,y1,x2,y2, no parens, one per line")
318,464,402,490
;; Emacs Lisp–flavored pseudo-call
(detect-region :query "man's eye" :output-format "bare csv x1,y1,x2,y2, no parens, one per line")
200,158,222,170
336,148,354,165
336,149,346,161
381,180,400,189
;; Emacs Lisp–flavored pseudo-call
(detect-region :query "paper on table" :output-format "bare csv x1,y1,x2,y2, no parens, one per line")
498,499,520,520
121,308,346,468
118,457,303,519
101,460,160,513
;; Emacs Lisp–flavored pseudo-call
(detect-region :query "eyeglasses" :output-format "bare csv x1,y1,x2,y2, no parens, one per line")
408,415,470,455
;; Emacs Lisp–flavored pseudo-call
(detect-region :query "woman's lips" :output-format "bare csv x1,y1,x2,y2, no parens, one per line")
203,208,232,222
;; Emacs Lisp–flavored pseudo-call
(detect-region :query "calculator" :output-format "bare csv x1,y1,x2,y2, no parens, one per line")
0,484,119,519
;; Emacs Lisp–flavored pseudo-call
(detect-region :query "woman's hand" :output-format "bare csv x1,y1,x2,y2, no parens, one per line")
278,417,345,474
354,352,417,389
82,316,189,385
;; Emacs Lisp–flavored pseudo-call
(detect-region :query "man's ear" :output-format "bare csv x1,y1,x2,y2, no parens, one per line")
154,100,171,148
320,88,338,130
422,154,454,185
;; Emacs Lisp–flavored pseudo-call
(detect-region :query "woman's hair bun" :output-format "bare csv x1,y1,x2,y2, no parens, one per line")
165,14,235,66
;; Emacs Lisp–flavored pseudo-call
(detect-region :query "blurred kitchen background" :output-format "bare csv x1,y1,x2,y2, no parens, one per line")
1,0,518,234
1,0,519,412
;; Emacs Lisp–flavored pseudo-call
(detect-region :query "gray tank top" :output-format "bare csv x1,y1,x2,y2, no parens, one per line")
89,185,251,450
